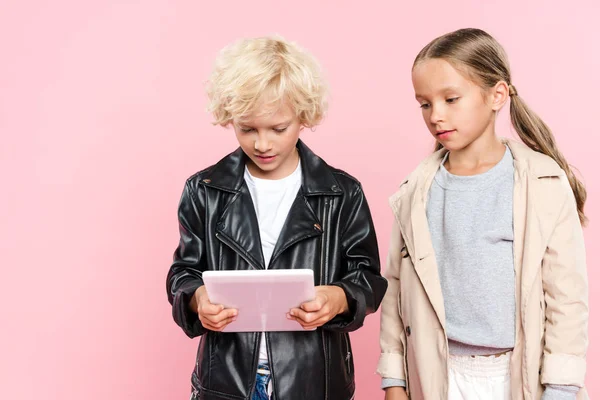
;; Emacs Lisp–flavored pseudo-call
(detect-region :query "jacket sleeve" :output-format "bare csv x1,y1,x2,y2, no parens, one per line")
376,219,408,381
324,184,388,332
540,176,588,387
166,180,208,338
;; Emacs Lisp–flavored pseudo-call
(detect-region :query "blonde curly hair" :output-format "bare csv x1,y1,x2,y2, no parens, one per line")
206,35,328,128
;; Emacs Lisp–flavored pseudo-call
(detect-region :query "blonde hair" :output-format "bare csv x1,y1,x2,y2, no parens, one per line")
414,28,587,224
206,35,328,128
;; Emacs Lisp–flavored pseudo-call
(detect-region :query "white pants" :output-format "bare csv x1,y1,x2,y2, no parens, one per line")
448,352,512,400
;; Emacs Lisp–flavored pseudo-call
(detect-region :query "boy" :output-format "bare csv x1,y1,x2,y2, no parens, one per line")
166,36,387,400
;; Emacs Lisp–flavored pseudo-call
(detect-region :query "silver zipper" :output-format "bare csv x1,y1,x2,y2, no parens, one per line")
321,330,329,400
343,334,351,374
320,198,331,400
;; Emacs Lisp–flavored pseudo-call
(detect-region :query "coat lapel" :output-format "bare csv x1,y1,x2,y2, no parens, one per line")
391,154,447,330
508,140,562,303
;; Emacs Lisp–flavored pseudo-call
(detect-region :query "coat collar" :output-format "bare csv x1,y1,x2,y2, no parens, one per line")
407,139,564,189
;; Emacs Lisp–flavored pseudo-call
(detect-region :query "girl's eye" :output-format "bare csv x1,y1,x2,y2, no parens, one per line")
274,127,288,133
446,97,459,104
420,103,430,109
240,128,255,133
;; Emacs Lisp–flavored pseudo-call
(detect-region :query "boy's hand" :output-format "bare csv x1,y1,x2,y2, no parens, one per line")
384,387,408,400
287,285,349,330
190,286,238,331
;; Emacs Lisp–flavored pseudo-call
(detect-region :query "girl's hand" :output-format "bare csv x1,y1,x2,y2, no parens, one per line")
287,285,349,330
190,286,238,331
385,387,408,400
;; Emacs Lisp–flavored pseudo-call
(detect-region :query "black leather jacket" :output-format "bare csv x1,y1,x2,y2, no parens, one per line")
167,140,387,400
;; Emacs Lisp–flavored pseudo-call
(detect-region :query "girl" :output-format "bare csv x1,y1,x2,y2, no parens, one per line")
166,36,387,400
377,28,588,400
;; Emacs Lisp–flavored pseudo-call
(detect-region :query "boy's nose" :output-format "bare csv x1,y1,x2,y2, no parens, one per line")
254,135,271,153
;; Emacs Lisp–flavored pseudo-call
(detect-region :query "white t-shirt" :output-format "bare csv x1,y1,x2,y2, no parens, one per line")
243,160,302,362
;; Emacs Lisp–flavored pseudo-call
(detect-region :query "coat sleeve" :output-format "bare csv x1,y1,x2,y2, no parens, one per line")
540,176,588,387
376,219,408,381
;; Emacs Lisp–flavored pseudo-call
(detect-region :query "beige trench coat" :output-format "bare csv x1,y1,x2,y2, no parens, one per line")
377,139,588,400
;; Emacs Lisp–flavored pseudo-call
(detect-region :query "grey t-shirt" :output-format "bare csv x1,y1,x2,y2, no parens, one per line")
426,145,515,355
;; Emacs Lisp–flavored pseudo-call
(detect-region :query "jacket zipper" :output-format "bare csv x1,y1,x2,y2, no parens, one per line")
343,333,351,374
320,198,331,400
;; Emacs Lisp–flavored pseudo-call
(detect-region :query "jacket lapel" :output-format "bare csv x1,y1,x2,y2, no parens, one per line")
268,193,323,267
269,141,342,266
216,183,266,270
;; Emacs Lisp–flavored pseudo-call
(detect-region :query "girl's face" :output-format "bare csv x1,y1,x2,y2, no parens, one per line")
412,58,501,152
233,102,304,180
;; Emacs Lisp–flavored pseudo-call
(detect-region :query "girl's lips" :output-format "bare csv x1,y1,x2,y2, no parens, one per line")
436,130,455,139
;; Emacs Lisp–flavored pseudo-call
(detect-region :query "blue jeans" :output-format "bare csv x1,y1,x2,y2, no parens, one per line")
252,363,272,400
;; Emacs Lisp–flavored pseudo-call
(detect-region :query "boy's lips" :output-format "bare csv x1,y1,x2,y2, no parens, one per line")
255,154,277,163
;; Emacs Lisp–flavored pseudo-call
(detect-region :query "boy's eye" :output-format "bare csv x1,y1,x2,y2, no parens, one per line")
240,127,255,133
273,127,288,133
419,103,430,109
446,97,459,104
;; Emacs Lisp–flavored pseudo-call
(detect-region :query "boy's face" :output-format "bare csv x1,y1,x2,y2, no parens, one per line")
233,103,303,180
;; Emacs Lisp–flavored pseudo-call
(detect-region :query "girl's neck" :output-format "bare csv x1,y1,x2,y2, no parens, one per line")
445,134,506,176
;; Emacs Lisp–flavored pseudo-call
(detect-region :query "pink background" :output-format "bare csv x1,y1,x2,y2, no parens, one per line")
1,1,598,399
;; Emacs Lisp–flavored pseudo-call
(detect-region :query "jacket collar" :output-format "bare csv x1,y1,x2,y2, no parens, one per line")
201,139,343,196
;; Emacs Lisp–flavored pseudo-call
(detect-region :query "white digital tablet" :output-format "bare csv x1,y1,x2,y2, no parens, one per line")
202,269,316,332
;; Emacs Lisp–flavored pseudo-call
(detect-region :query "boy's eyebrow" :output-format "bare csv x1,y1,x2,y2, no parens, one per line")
272,120,292,127
239,120,293,128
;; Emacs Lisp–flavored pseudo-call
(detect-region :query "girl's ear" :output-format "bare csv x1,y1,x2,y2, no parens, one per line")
490,81,510,111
